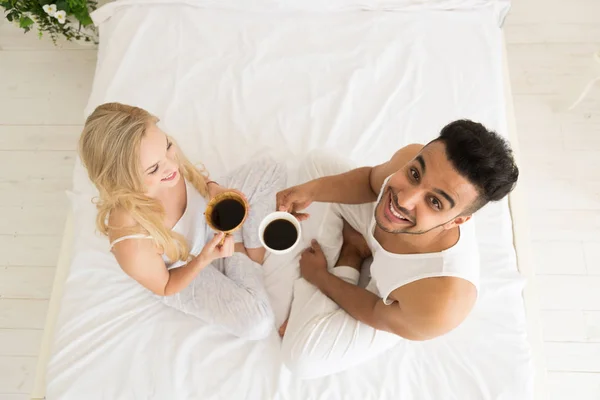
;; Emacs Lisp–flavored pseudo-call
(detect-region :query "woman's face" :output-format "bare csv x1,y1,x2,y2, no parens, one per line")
139,123,180,196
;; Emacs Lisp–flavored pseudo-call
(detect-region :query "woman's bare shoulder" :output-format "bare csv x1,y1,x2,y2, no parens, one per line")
107,206,138,242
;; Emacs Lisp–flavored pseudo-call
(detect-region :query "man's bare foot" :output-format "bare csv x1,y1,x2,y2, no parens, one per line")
342,220,372,259
278,319,288,337
336,221,372,271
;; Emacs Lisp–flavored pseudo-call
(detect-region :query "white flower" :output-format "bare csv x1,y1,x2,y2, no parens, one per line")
54,10,66,24
43,4,57,16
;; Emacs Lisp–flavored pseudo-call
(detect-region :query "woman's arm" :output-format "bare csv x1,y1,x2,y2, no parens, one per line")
112,232,234,296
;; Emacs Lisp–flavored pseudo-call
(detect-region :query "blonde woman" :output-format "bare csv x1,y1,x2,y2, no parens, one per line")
79,102,284,340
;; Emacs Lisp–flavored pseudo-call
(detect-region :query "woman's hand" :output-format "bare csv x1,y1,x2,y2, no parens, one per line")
198,232,234,265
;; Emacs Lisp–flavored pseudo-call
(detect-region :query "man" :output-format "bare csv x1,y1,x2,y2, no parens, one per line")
276,120,519,379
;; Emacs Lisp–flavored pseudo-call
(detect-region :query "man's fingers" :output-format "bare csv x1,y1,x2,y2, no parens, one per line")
294,212,310,221
276,190,291,211
311,239,322,252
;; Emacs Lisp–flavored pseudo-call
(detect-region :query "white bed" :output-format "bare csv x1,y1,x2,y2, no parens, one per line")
33,1,542,399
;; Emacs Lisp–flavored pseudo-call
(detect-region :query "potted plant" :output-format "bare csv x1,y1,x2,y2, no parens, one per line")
1,0,98,44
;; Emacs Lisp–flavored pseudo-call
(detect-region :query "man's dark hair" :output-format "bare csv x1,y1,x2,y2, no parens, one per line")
435,119,519,214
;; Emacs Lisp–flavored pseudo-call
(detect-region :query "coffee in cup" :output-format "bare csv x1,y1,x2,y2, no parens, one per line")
258,211,301,255
205,191,248,242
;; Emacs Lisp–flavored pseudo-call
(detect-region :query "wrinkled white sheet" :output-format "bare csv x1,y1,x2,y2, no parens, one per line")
47,4,533,399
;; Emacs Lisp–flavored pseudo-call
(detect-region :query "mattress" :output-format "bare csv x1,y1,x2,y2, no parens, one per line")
45,3,534,399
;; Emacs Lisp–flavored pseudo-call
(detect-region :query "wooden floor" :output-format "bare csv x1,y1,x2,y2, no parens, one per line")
0,1,599,398
506,1,600,399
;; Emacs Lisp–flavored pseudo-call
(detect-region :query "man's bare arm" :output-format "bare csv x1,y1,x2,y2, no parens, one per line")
315,272,476,341
277,144,424,216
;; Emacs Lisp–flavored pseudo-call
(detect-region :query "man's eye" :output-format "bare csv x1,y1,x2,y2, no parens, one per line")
410,168,420,181
430,197,441,210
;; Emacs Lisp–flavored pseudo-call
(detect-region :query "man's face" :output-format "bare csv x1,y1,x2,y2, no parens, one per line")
374,141,480,235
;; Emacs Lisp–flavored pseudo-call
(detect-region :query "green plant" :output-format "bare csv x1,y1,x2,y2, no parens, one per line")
1,0,98,44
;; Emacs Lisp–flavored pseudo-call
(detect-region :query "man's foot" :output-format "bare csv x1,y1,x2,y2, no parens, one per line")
336,221,372,271
278,319,288,337
342,220,372,259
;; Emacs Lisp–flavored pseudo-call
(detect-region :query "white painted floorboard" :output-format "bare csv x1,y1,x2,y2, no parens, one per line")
505,1,600,398
0,0,599,397
0,17,93,397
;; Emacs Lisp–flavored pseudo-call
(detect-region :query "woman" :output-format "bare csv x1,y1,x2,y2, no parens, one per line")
79,102,284,340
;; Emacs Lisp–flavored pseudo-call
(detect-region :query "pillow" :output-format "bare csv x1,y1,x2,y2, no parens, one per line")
93,0,510,26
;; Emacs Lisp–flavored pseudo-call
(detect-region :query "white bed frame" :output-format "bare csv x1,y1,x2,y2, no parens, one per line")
501,36,548,400
30,35,547,400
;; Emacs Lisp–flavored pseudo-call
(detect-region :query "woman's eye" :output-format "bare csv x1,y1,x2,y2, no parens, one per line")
430,197,441,210
410,168,420,181
167,141,173,150
149,165,159,175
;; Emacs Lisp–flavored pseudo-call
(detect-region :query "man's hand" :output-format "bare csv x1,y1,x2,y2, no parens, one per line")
276,182,317,221
299,239,329,286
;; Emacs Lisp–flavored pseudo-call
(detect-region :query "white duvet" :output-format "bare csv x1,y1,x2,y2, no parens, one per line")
47,3,533,399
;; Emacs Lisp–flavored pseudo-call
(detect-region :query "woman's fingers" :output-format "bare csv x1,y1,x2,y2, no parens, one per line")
221,235,235,257
207,232,225,250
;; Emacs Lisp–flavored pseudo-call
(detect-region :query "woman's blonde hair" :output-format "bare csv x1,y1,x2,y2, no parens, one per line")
79,102,209,262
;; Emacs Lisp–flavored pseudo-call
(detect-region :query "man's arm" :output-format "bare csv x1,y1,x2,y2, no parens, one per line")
311,143,425,204
277,144,424,215
305,166,378,204
314,270,476,341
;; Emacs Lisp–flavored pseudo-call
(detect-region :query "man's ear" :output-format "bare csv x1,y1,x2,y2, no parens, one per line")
443,215,472,230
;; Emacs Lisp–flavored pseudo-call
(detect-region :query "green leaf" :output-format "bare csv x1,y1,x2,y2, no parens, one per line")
66,0,86,9
79,14,92,25
55,0,69,12
73,8,91,25
19,15,34,31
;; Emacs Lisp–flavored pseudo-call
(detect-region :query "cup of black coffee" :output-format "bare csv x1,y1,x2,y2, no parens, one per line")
258,211,301,255
205,191,248,243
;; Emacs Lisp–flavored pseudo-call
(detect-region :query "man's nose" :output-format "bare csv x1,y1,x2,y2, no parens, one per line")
398,187,420,211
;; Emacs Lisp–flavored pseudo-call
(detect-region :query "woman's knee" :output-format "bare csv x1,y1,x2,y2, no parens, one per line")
257,158,286,189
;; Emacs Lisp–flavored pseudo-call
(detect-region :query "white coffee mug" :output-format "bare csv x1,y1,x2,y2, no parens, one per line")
258,211,302,255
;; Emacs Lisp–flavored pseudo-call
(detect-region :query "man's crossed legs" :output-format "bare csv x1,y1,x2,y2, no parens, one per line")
280,152,400,379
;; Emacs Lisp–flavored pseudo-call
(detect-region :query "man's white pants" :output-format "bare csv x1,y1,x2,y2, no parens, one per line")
281,152,401,379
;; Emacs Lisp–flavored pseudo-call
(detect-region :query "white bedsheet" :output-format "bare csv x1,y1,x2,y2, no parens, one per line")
47,4,533,399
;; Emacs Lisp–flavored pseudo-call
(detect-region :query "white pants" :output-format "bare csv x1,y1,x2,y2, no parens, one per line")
281,152,401,379
162,158,286,340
